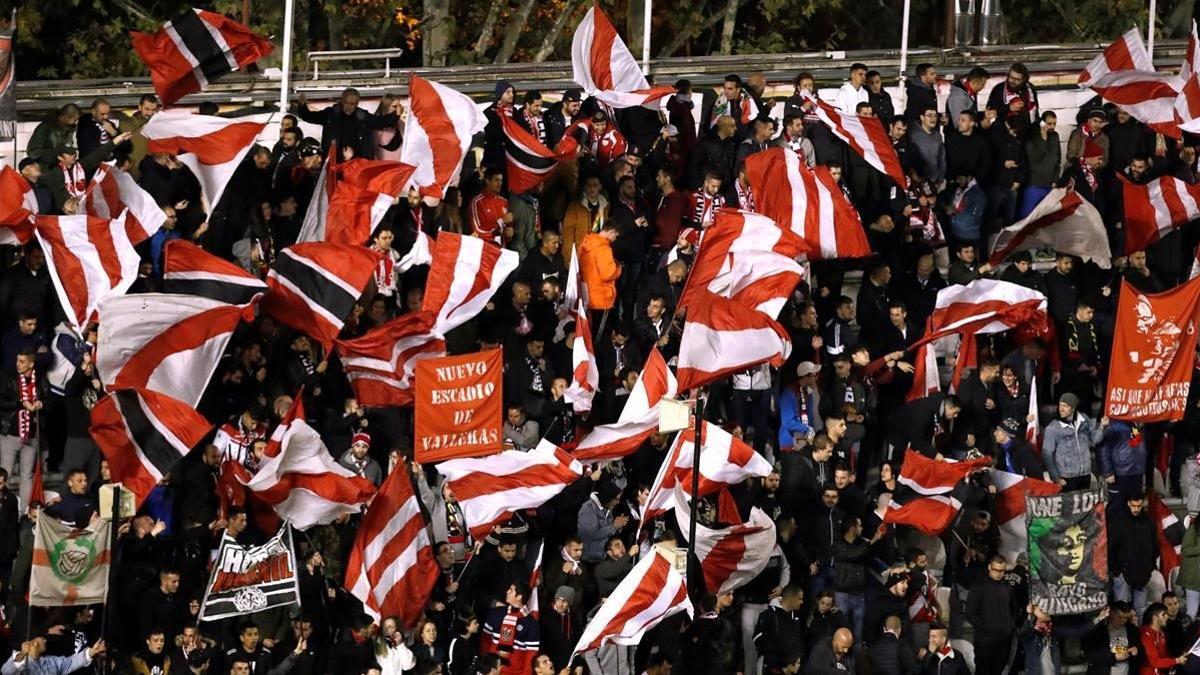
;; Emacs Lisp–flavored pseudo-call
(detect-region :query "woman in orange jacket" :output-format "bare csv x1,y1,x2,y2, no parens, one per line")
578,222,621,311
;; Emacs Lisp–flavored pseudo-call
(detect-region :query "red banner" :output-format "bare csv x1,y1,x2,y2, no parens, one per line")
1105,278,1200,422
415,349,502,462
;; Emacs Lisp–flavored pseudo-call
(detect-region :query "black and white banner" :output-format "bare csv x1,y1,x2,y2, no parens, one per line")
199,526,300,621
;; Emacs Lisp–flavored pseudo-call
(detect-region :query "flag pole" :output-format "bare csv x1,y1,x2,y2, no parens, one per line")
279,0,295,114
99,485,121,666
898,0,911,83
686,390,704,599
1147,0,1157,62
641,0,652,75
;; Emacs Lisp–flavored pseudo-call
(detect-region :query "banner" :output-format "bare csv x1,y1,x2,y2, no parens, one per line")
31,513,112,606
1027,489,1108,615
1105,278,1200,422
200,526,300,621
0,21,15,141
414,349,502,462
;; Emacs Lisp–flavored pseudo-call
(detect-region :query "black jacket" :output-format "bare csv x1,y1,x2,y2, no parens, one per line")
0,489,18,562
1108,508,1159,587
1082,620,1142,675
868,631,920,675
294,103,399,160
832,536,871,593
0,370,49,437
945,130,993,185
886,395,950,457
964,577,1019,636
754,605,806,673
904,81,938,124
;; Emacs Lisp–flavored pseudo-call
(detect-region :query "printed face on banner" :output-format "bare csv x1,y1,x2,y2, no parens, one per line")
1026,489,1108,615
414,349,502,463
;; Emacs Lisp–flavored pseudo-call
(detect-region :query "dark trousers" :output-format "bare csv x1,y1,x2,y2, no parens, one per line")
974,635,1013,675
1063,475,1092,491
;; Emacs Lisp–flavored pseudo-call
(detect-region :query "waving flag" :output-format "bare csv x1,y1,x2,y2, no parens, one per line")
437,439,582,540
989,188,1110,267
673,488,775,594
564,299,599,412
1177,25,1200,134
808,96,907,187
421,232,519,335
573,347,677,461
142,110,266,210
131,8,272,107
500,115,577,194
262,243,380,348
162,239,267,305
90,388,213,508
992,469,1060,564
298,156,415,245
1088,71,1181,139
676,291,790,391
400,75,486,200
336,311,445,408
1150,492,1184,586
883,450,991,535
571,3,675,109
571,549,692,658
96,293,255,407
345,462,440,628
79,164,167,242
909,279,1049,351
1079,27,1154,86
1122,174,1200,252
36,212,147,330
744,147,870,259
0,165,37,242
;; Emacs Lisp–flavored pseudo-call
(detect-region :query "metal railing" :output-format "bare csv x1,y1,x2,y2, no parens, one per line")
308,48,408,80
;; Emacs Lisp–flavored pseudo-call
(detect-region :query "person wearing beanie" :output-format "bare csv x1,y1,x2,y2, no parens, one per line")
576,480,628,563
1042,391,1108,491
481,80,516,171
337,431,382,486
538,584,578,670
992,417,1043,478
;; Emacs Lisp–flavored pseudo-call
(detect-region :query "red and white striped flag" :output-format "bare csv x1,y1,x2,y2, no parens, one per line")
676,290,790,392
907,327,943,401
335,311,446,408
298,156,415,245
1150,492,1185,584
570,4,675,110
1078,27,1155,85
1121,173,1200,253
162,239,267,305
563,299,599,413
421,232,519,336
744,147,871,259
262,243,381,348
909,279,1049,351
993,469,1060,564
89,387,213,508
0,165,36,244
1190,242,1200,280
345,461,440,628
142,110,266,210
572,347,677,462
1026,374,1040,449
883,450,991,535
437,439,582,541
239,399,376,530
1088,70,1181,138
807,96,907,187
79,164,167,243
571,549,692,658
673,488,775,594
500,115,579,194
96,293,256,407
988,188,1110,268
400,75,487,200
36,212,148,330
1178,25,1200,133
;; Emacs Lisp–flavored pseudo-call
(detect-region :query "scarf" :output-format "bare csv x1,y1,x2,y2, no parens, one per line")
525,355,544,392
497,606,529,650
736,179,756,212
445,499,466,546
1066,318,1097,362
17,370,37,441
952,179,977,213
1078,127,1104,190
372,246,397,295
61,161,86,200
782,132,805,155
1005,377,1022,399
693,190,724,226
560,546,581,574
796,385,811,426
525,110,545,144
583,196,606,232
1033,620,1053,636
1003,84,1036,116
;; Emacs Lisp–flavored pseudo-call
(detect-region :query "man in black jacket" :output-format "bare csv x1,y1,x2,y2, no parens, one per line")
992,418,1043,477
886,394,964,460
294,88,399,160
904,65,938,125
965,556,1020,675
1108,493,1157,618
833,517,885,641
0,350,47,508
754,584,807,674
1083,601,1141,673
955,357,999,451
869,615,920,675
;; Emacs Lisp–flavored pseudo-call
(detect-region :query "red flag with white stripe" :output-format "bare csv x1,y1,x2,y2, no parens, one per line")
400,75,487,200
436,439,582,541
883,450,991,535
676,290,790,391
564,299,599,413
572,347,677,462
993,469,1060,564
1026,375,1041,451
0,165,36,244
298,156,415,245
345,461,440,628
420,232,519,336
1150,492,1185,585
500,115,580,194
239,398,376,530
79,164,167,243
744,147,871,259
162,239,267,305
1078,27,1154,86
570,3,675,110
1088,70,1181,139
673,487,775,594
1121,174,1200,252
988,188,1110,268
262,243,381,348
807,96,907,188
1177,25,1200,134
335,311,446,408
96,293,256,407
36,212,149,330
142,110,266,211
909,279,1049,351
130,8,272,107
571,549,692,658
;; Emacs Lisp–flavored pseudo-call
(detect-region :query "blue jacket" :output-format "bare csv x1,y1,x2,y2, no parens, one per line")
1097,421,1146,478
576,494,618,563
1042,414,1104,481
2,649,92,675
948,183,986,241
149,227,182,278
778,385,819,450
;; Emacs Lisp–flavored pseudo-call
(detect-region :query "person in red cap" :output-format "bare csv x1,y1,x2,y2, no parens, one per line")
337,431,381,486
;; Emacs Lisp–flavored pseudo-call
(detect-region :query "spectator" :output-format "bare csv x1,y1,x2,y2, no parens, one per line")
1042,393,1106,490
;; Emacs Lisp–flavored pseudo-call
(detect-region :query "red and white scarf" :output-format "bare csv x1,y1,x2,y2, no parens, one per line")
525,110,545,145
17,370,37,441
692,190,724,227
560,546,581,574
61,162,86,200
1079,128,1105,190
952,178,977,214
498,606,529,650
372,247,398,296
736,179,756,213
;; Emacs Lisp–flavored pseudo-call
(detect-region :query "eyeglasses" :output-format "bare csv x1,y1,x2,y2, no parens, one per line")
989,567,1006,573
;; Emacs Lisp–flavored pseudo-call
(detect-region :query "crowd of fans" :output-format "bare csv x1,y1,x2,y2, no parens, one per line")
2,57,1200,675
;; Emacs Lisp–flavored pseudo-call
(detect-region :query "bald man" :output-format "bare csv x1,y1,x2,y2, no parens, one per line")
807,627,859,674
867,615,920,674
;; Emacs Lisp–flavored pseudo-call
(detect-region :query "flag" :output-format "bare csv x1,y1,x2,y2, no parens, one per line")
500,115,577,194
1088,70,1181,139
421,232,519,336
527,541,545,618
96,293,254,407
345,462,440,628
35,212,148,330
414,350,503,462
89,388,213,508
162,239,267,305
336,311,445,408
0,21,14,141
564,299,599,412
1177,24,1200,133
1079,27,1155,86
436,439,582,541
131,8,273,107
142,110,266,210
1105,277,1200,422
883,450,991,535
262,243,381,348
1191,242,1200,280
399,230,434,273
199,526,300,620
400,75,487,200
31,513,112,607
988,188,1110,267
297,156,415,245
673,487,775,594
991,469,1060,565
297,144,338,246
573,348,677,461
1121,174,1200,252
571,549,692,658
570,3,676,110
744,147,871,259
79,164,167,243
0,165,37,242
807,96,907,187
1149,492,1184,586
1027,489,1108,615
1026,374,1041,451
676,290,790,391
909,279,1049,351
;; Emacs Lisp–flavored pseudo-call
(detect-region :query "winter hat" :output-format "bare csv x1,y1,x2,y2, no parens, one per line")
554,586,576,604
351,432,371,448
494,81,514,102
1059,392,1080,411
999,418,1022,436
597,480,621,505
